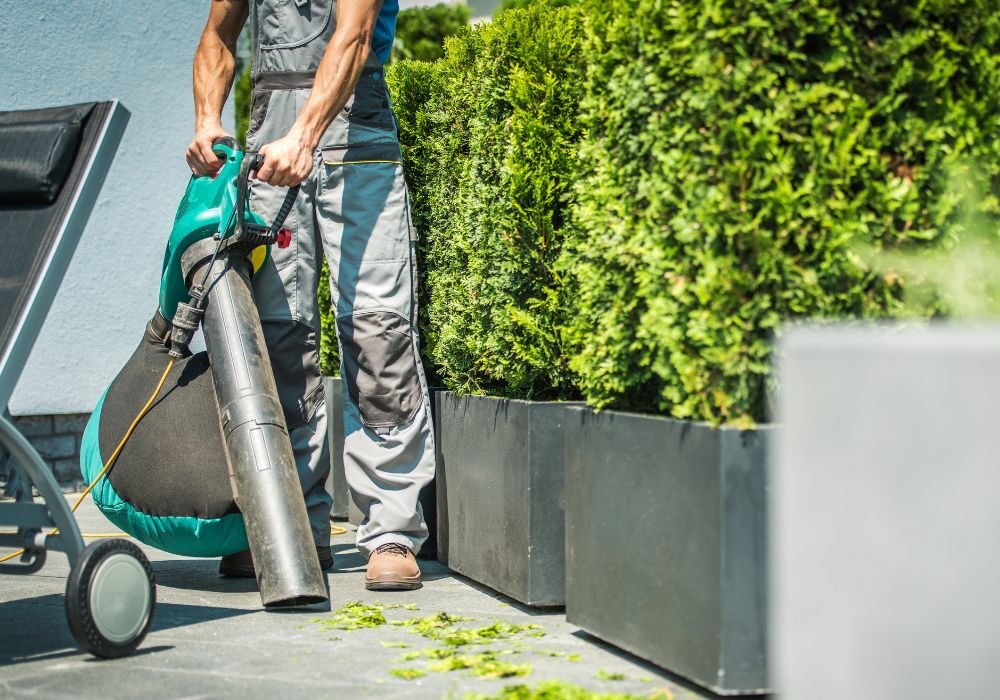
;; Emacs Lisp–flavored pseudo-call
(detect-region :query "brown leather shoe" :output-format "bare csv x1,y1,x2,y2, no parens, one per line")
219,546,334,578
365,542,422,591
219,548,255,578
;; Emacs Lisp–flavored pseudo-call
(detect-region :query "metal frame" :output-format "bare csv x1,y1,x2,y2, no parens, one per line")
0,100,129,572
0,414,84,572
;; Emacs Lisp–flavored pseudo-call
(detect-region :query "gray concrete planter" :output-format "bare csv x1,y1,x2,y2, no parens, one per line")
434,392,577,606
775,327,1000,700
324,376,437,559
565,406,771,696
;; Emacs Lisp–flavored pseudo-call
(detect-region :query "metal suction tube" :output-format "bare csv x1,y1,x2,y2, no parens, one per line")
198,247,327,607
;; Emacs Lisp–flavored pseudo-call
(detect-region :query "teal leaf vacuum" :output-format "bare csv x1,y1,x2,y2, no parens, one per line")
80,138,327,608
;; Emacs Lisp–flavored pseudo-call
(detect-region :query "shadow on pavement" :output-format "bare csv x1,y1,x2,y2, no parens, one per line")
150,600,254,632
438,570,566,617
0,592,251,668
328,543,366,572
151,559,333,612
151,558,258,594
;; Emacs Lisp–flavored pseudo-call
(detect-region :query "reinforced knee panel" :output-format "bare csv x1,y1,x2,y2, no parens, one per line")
337,310,422,430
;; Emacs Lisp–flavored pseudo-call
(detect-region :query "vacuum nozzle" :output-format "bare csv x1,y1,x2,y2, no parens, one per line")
168,298,204,358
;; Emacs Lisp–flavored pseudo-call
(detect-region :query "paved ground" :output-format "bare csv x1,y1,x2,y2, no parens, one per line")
0,495,724,700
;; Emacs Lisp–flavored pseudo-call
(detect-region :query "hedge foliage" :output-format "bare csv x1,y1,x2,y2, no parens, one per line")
561,0,1000,423
390,6,587,398
392,2,471,63
380,0,1000,424
496,0,581,14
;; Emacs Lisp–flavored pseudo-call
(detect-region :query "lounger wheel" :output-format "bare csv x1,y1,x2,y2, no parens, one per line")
65,539,155,658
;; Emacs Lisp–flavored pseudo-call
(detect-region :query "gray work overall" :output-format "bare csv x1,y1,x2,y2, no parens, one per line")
246,0,435,557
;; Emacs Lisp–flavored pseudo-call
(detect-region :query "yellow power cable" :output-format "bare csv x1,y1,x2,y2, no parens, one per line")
0,358,176,565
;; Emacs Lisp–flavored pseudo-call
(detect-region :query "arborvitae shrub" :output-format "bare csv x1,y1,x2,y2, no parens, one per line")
392,3,471,63
559,0,1000,424
391,6,586,398
496,0,582,14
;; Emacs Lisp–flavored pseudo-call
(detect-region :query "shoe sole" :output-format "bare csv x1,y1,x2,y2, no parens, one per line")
218,566,256,579
365,579,423,591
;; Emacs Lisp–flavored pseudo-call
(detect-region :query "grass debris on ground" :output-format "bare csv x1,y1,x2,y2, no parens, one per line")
398,618,543,646
380,641,411,649
596,670,626,681
428,650,532,679
389,667,427,681
311,601,387,631
462,680,674,699
309,602,589,683
392,615,544,679
390,610,471,638
399,646,532,679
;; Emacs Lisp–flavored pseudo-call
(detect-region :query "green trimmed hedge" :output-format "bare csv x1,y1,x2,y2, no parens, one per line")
259,1,1000,422
392,2,471,63
564,0,1000,422
399,6,586,398
381,0,1000,424
496,0,581,14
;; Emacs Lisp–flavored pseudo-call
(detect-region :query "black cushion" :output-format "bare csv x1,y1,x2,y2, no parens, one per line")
0,102,98,357
0,118,81,204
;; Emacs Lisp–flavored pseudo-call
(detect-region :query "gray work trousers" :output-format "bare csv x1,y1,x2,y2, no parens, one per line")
245,69,435,558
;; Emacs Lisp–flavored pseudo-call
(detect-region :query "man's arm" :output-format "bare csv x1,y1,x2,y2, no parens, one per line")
186,0,249,176
256,0,382,187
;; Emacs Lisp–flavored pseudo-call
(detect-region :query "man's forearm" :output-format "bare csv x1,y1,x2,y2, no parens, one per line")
187,1,247,175
287,2,380,150
193,26,238,131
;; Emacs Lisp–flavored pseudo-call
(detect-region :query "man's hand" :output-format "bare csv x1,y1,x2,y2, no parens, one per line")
257,135,315,188
186,125,232,177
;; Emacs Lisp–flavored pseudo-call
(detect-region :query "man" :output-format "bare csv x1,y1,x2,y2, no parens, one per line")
186,0,435,591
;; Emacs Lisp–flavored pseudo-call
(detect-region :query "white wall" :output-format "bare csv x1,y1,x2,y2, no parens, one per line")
0,1,233,415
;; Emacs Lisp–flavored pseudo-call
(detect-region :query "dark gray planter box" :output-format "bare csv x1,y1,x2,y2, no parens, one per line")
434,391,575,606
325,376,437,558
565,407,771,695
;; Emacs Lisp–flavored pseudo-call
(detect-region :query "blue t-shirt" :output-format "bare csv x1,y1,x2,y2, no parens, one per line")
372,0,399,65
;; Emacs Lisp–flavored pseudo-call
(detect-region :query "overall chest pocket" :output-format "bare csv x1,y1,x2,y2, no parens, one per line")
255,0,333,49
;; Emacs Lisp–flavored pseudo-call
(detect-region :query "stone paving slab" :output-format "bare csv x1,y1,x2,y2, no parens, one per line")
0,495,724,700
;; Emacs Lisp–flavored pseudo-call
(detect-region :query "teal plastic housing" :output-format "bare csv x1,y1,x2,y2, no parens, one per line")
158,142,266,322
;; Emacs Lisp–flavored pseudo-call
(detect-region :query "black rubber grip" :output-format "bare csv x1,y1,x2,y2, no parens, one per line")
245,153,265,172
234,151,299,241
269,186,300,234
211,136,240,153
